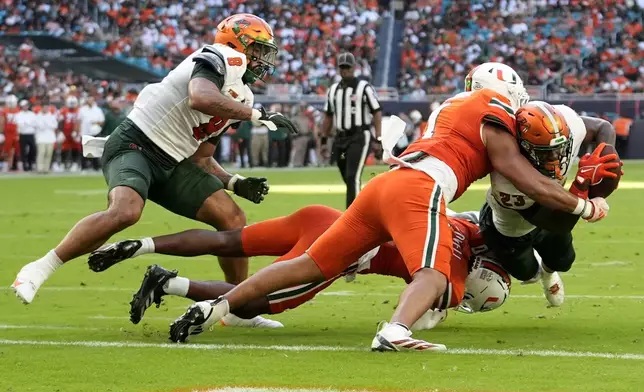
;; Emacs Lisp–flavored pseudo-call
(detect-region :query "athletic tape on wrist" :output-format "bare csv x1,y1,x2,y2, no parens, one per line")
227,174,246,192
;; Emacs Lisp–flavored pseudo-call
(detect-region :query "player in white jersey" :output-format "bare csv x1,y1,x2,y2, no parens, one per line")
11,14,299,326
479,101,617,306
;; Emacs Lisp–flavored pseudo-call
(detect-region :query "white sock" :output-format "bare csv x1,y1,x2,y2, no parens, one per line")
133,237,155,258
24,250,63,281
163,276,189,297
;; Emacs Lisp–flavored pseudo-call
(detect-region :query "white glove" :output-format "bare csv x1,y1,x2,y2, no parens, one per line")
583,197,609,223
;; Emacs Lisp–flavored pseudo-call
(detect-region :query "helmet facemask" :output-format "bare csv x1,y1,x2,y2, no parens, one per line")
243,40,277,84
520,135,573,180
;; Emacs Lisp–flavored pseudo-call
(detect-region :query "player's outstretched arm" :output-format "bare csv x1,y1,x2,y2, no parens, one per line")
485,124,606,221
582,116,616,146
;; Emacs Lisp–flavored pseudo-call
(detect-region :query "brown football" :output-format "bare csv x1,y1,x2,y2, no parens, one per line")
588,144,622,199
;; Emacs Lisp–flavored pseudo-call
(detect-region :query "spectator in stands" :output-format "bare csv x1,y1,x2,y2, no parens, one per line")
15,100,37,171
35,104,57,173
79,96,105,171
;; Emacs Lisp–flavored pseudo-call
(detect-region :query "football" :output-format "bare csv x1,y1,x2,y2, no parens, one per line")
588,144,622,199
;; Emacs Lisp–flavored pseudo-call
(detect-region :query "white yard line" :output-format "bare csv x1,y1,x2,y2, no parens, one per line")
0,338,642,360
1,287,642,300
51,180,644,197
0,324,103,331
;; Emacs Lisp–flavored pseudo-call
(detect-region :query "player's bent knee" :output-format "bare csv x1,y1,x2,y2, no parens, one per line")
546,248,576,273
109,206,142,229
221,205,246,230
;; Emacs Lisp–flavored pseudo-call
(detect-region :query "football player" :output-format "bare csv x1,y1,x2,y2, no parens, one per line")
1,95,20,172
11,13,299,325
480,101,618,306
90,205,510,340
106,63,614,352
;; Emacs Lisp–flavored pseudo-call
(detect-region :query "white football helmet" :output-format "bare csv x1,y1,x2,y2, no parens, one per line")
464,62,530,110
459,255,511,313
5,95,18,108
66,96,79,108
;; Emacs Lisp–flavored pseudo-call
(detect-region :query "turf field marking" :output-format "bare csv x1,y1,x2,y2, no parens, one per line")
193,388,386,392
53,181,644,197
1,287,642,300
90,315,174,321
0,324,103,331
1,338,643,360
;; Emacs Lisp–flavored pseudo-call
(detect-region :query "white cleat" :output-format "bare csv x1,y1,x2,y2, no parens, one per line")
411,309,447,331
220,313,284,328
541,271,564,307
371,322,447,352
11,268,47,304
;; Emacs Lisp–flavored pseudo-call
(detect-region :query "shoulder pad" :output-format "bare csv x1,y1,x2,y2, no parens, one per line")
193,46,226,77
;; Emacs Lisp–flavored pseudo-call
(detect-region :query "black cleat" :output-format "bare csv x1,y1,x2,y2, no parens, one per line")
88,240,142,272
129,264,177,325
169,303,212,343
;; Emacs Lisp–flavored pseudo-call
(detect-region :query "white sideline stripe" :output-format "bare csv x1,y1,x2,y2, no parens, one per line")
319,291,644,300
54,181,644,196
0,287,642,300
89,315,173,321
199,389,376,392
0,324,103,331
0,339,643,360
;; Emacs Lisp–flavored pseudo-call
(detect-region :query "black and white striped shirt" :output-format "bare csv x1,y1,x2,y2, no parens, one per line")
324,78,381,134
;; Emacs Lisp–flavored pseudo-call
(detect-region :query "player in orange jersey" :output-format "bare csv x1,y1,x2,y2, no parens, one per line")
58,96,81,171
90,205,510,341
165,64,616,351
1,95,21,172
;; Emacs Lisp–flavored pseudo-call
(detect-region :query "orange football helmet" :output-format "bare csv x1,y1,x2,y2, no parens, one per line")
215,13,278,83
516,101,573,180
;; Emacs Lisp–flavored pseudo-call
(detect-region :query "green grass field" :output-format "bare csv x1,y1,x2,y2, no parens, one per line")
1,164,644,392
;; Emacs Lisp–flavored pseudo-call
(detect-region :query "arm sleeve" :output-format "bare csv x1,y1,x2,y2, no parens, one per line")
190,60,225,91
365,84,381,112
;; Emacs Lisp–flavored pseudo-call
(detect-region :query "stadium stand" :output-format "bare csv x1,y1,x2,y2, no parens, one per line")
399,0,643,96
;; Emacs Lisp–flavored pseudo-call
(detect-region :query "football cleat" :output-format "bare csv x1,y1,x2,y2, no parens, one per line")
88,240,142,272
541,271,565,307
129,264,177,324
220,313,284,328
371,322,447,352
169,297,229,343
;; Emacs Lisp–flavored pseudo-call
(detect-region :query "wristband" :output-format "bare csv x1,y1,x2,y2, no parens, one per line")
251,108,262,121
572,198,586,216
227,174,246,192
581,200,594,219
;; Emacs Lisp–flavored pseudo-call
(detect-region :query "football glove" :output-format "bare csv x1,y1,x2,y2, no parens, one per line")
228,175,269,204
569,142,621,198
252,106,299,135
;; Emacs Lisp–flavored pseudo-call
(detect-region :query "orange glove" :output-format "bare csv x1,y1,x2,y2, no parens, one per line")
569,143,621,198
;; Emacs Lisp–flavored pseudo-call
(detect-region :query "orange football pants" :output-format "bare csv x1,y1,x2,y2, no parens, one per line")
307,168,453,281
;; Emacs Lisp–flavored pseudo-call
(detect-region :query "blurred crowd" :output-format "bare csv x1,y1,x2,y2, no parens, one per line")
0,0,383,95
399,0,644,96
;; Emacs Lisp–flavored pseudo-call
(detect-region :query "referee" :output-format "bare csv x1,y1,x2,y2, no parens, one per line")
321,52,382,208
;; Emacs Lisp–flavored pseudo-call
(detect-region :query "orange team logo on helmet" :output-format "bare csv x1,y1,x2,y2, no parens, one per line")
215,14,278,83
516,101,573,180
